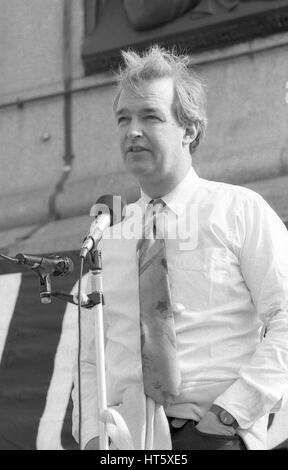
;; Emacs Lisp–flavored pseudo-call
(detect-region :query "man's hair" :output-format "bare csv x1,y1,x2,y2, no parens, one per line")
113,45,208,154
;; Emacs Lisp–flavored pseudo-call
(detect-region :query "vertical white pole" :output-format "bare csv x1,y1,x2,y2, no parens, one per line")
90,270,109,450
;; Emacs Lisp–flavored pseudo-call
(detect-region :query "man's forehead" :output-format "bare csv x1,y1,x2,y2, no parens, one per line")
116,77,175,113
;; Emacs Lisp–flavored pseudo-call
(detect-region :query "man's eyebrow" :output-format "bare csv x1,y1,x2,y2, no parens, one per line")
115,107,128,116
141,107,162,114
115,106,162,116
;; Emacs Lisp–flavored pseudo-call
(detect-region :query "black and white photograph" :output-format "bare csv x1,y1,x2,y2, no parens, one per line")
0,0,288,452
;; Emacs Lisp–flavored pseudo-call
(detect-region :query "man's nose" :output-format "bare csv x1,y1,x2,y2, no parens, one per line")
126,119,143,138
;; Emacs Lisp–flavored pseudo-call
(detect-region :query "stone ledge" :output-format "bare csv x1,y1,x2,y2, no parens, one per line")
0,173,287,233
0,171,140,231
0,215,91,257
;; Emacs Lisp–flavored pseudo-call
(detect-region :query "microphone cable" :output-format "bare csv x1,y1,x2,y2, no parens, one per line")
0,253,18,263
77,256,84,450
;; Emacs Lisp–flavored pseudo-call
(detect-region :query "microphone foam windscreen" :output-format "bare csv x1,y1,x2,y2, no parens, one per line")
90,194,126,226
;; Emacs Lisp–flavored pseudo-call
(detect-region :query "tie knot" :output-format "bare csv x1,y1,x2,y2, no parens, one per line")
149,199,165,214
144,199,165,239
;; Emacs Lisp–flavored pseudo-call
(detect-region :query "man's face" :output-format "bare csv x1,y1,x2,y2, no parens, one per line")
115,77,190,187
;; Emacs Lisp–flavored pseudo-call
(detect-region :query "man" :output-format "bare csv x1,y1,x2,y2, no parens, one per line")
72,45,288,450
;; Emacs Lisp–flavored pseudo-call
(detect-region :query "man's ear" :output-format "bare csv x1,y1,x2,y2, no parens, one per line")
183,123,198,145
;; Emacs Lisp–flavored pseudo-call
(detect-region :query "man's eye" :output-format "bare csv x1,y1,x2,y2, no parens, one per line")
117,116,128,125
145,115,161,121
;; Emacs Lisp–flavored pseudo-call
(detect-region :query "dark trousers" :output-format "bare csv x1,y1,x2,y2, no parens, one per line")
169,419,247,451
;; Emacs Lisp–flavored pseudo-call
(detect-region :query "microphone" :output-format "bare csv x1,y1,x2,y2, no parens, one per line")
80,194,126,259
15,253,74,277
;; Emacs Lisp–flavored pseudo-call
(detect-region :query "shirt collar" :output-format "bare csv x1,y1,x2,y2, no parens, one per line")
139,166,200,216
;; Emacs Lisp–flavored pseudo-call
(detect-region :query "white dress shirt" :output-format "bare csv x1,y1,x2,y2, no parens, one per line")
72,167,288,450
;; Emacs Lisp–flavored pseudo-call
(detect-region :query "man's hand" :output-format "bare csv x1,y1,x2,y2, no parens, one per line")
195,411,236,436
84,437,100,450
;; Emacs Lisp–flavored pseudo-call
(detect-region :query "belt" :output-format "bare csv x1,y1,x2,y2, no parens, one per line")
167,417,198,429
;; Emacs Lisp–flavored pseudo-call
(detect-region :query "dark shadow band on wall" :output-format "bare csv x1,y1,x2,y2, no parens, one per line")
82,0,288,75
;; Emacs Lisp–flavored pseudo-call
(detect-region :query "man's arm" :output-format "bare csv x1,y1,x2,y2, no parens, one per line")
196,409,237,435
212,193,288,429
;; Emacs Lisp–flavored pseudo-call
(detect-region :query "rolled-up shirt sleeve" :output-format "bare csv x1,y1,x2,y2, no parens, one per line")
214,192,288,429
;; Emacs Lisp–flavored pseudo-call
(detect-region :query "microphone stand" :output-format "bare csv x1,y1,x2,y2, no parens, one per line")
32,256,108,450
87,248,109,450
39,249,120,449
26,269,97,309
32,269,97,309
0,252,87,308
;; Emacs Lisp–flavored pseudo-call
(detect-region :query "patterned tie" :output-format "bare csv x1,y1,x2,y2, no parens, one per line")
138,199,181,406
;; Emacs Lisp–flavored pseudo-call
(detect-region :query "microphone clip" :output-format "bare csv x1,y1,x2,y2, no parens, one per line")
88,249,102,272
38,271,52,304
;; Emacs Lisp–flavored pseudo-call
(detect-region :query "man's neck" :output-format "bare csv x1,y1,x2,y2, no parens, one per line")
139,166,192,200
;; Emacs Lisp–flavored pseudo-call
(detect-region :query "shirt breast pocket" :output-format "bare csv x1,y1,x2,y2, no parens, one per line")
171,247,235,280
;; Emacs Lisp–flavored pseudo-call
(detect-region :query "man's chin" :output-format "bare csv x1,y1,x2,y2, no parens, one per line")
125,160,154,177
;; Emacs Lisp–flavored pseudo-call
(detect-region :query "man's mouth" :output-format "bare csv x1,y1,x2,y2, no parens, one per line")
127,145,148,153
